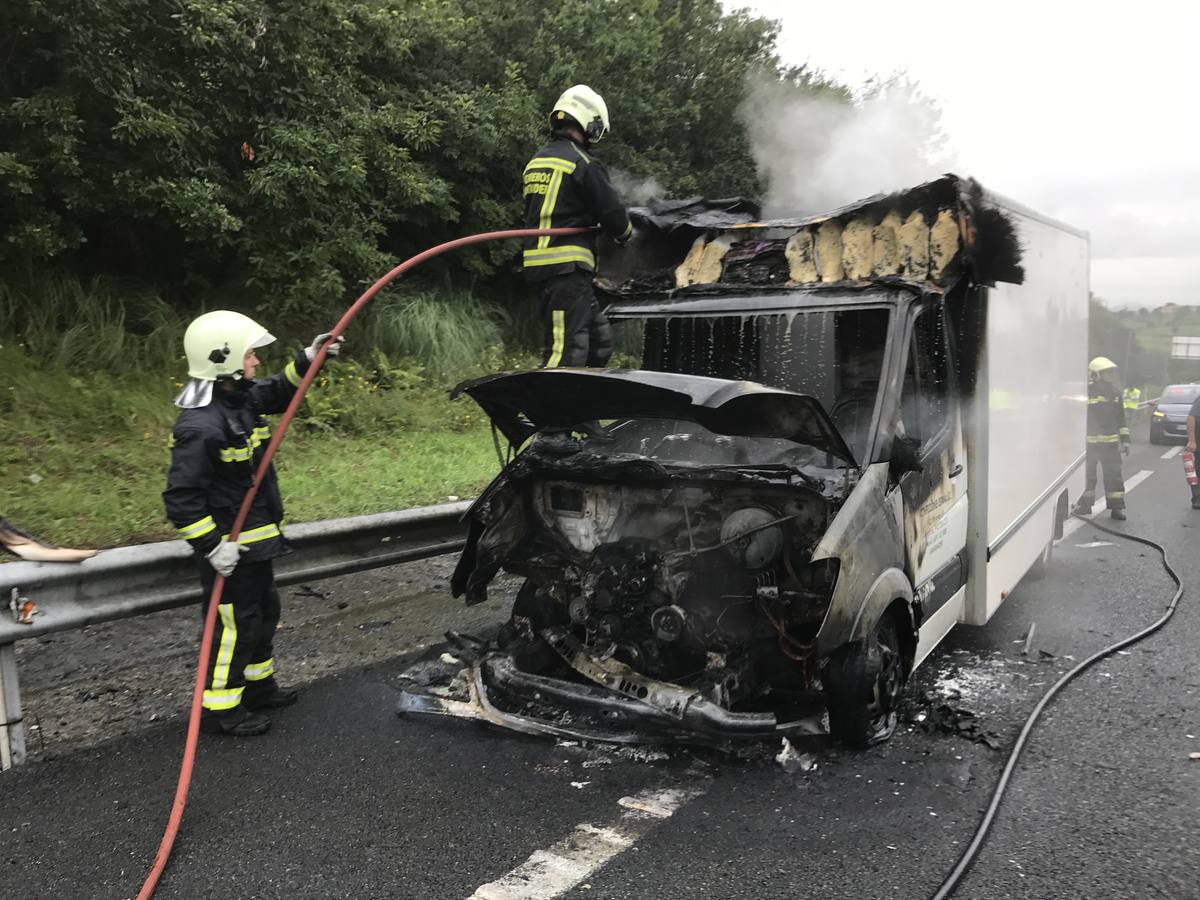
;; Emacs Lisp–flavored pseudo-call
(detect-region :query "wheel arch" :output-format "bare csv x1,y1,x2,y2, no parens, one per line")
847,567,917,673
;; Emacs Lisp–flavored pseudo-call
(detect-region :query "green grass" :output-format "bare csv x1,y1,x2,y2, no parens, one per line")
0,268,539,550
0,354,506,549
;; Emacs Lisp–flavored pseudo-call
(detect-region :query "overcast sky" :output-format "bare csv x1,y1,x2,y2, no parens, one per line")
724,0,1200,308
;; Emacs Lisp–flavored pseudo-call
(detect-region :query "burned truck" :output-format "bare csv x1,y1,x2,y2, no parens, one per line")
401,175,1088,748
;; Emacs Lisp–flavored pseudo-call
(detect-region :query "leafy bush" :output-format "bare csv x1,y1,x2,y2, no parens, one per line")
0,0,838,322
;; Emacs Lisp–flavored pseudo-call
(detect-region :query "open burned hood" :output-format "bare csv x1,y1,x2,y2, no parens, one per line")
452,368,856,465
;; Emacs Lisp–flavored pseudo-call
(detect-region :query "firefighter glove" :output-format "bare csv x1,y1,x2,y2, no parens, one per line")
305,333,344,362
1121,441,1131,456
206,540,248,577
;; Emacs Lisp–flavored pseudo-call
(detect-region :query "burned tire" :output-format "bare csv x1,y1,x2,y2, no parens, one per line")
825,613,905,749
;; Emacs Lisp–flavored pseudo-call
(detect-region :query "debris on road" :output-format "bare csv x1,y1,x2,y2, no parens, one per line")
775,737,817,772
909,691,1003,750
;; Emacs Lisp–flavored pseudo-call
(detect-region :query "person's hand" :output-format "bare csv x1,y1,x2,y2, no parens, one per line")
1121,441,1131,456
207,540,248,577
305,333,345,362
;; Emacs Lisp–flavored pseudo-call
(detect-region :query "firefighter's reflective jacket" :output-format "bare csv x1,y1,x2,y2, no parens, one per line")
1087,381,1130,444
163,352,310,562
1123,386,1142,410
521,135,632,281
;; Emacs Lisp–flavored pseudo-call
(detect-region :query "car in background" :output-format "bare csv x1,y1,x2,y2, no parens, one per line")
1149,384,1200,444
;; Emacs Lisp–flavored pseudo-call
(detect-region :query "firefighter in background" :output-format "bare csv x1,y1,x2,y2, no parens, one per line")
1123,384,1142,412
522,84,632,368
164,311,343,736
1072,356,1130,521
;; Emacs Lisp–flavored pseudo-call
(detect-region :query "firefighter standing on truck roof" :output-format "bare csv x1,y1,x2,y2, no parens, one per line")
1073,356,1130,521
163,311,343,737
522,84,632,368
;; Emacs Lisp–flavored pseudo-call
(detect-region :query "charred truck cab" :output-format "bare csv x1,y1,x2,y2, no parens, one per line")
402,176,1089,748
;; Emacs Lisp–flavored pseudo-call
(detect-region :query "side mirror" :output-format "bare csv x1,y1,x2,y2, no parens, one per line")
889,435,924,480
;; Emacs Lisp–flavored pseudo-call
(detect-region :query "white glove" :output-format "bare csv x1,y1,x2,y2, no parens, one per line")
206,540,248,577
305,332,345,362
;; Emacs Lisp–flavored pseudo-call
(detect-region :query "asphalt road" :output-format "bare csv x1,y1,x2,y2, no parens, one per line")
2,431,1198,900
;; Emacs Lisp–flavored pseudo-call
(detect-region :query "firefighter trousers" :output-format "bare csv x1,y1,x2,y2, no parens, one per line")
196,559,281,712
1079,442,1126,510
540,270,613,368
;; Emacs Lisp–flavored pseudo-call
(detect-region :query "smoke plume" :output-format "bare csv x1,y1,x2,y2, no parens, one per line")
738,75,955,217
610,169,666,205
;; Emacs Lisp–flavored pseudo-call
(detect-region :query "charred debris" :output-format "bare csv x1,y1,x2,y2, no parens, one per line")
397,175,1025,749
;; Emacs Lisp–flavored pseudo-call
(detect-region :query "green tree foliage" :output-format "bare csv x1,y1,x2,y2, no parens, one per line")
1,0,844,321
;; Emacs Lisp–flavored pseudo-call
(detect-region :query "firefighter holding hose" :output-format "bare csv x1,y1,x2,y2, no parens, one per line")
163,312,343,736
522,84,633,368
1073,356,1130,521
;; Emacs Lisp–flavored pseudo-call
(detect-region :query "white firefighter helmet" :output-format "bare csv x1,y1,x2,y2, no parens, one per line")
1088,356,1118,375
184,310,275,381
551,85,610,143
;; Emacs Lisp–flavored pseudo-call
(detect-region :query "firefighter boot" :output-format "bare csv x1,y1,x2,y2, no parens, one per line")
243,677,299,712
200,704,271,737
1110,508,1127,521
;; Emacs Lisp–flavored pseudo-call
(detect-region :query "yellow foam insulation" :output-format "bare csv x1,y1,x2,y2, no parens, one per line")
929,208,961,282
675,234,734,288
897,210,930,280
842,217,875,280
871,210,902,276
815,220,844,282
785,228,818,282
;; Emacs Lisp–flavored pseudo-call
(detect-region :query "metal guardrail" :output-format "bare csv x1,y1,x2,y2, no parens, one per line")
0,501,471,769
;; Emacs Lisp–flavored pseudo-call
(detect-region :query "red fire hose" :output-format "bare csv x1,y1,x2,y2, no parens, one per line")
137,226,594,899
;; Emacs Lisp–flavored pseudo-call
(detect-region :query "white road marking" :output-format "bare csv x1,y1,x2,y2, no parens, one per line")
1062,468,1155,539
467,786,703,900
1161,445,1183,460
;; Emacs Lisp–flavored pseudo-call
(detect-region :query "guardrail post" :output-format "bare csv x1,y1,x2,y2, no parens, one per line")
0,642,24,769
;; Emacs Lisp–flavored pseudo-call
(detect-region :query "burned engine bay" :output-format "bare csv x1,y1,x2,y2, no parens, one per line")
399,373,862,745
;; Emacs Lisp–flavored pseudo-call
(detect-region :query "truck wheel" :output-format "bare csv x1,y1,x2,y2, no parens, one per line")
825,614,905,749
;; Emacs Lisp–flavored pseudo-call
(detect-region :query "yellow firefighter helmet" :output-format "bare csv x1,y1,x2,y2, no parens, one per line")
183,310,276,381
1087,356,1118,375
551,84,610,143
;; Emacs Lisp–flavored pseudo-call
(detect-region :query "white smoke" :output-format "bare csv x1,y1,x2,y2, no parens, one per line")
610,169,666,205
737,75,955,217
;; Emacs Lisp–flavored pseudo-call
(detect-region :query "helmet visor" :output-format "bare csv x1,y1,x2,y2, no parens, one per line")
251,330,276,350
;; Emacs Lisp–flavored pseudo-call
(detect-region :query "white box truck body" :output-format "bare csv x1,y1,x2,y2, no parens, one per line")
440,176,1089,748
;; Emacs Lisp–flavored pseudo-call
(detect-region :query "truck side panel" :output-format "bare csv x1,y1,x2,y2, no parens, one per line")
963,207,1089,625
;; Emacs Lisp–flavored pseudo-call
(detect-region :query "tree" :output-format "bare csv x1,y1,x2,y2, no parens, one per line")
1,0,847,320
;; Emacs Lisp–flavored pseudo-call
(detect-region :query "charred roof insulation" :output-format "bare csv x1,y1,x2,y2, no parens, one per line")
597,174,1024,299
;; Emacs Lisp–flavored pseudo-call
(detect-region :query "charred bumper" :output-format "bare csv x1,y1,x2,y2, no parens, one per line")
397,649,828,747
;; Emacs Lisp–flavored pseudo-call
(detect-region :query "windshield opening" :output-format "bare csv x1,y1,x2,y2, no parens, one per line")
611,307,891,460
586,417,840,473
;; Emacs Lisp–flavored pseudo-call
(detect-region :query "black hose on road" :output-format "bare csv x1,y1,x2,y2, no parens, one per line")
931,514,1184,899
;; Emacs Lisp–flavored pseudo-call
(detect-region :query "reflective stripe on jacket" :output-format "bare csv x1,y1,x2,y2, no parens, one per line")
163,351,309,562
521,135,631,282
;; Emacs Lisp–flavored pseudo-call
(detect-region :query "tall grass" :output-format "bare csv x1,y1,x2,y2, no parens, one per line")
0,270,522,380
359,287,508,378
0,271,187,373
